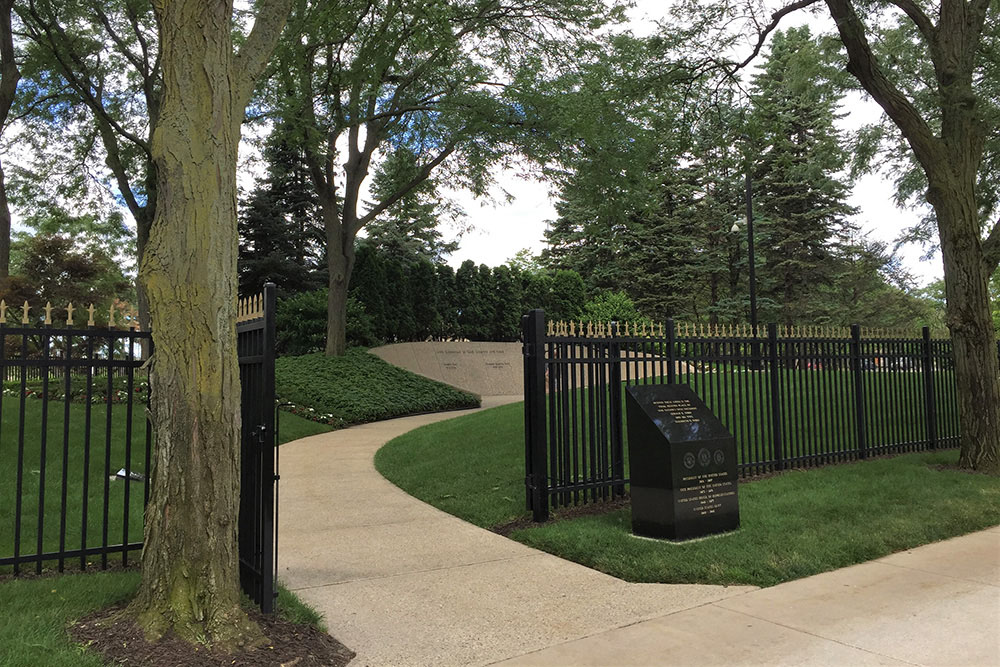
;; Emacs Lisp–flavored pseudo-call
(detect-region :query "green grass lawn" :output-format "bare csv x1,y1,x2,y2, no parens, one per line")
276,348,480,428
376,400,1000,587
0,396,149,572
0,571,324,667
0,570,139,667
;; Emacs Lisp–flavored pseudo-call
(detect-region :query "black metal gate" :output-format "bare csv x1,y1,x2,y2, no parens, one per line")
236,283,278,613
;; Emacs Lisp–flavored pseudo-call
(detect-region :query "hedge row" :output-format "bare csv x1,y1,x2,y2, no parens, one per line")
276,246,588,355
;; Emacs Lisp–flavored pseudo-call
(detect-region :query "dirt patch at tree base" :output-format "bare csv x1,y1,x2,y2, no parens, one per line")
71,605,355,667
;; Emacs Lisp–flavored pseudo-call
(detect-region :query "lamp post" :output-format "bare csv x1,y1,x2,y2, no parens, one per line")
730,170,758,330
731,170,761,370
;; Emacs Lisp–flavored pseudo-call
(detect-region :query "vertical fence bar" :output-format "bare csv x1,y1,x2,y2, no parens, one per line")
81,331,95,569
850,324,868,459
609,325,624,497
523,310,548,522
122,330,135,566
666,319,676,385
13,331,28,574
260,282,277,613
767,324,785,471
59,335,72,572
922,327,939,450
102,336,113,568
36,329,51,574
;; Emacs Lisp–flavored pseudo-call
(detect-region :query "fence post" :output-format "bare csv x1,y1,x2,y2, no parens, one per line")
921,326,938,451
522,309,549,522
666,318,676,384
609,322,625,496
261,282,277,613
850,324,869,459
767,324,785,471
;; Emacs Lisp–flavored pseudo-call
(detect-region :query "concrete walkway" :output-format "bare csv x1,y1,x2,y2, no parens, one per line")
278,398,1000,667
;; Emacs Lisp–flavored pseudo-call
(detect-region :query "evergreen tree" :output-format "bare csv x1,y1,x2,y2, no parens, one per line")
364,146,460,265
434,264,459,339
547,269,586,320
349,244,390,341
238,123,325,297
491,264,522,340
749,27,858,325
409,258,439,340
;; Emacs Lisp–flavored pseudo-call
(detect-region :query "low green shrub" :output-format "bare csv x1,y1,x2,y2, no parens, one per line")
2,375,148,404
276,348,479,428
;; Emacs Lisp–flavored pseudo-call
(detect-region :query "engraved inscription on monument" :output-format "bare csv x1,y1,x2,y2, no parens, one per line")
625,384,739,541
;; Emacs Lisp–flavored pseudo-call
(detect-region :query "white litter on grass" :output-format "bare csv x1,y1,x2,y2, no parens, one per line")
112,468,146,482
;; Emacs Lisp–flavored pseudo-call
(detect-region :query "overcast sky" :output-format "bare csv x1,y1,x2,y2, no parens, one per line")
442,0,943,287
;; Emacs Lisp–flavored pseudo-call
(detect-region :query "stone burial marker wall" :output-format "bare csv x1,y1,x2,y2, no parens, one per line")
370,342,523,396
625,384,740,541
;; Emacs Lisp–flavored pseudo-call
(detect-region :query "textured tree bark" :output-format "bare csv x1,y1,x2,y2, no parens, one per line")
323,186,355,356
0,0,19,279
931,177,1000,473
0,164,11,279
133,0,290,647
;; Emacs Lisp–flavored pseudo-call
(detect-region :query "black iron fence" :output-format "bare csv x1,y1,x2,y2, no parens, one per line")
523,310,966,521
237,284,278,614
0,318,151,573
1,287,279,614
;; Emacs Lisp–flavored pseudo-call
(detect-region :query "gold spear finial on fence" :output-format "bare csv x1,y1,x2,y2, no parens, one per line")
44,302,53,325
0,299,6,324
546,320,554,336
87,304,96,327
21,300,29,324
66,302,75,326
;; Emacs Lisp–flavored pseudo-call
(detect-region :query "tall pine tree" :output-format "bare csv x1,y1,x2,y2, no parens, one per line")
238,123,325,297
363,146,460,266
749,27,858,325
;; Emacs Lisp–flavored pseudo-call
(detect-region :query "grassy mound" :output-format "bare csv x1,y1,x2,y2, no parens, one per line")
376,401,1000,587
276,348,480,429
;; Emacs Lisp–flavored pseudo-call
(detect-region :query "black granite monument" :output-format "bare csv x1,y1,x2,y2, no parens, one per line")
625,384,739,540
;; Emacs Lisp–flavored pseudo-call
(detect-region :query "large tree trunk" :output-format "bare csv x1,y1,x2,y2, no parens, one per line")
0,0,18,279
931,178,1000,474
0,163,10,278
323,193,355,356
133,1,259,647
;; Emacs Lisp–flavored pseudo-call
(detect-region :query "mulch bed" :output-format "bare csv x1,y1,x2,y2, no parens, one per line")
71,605,355,667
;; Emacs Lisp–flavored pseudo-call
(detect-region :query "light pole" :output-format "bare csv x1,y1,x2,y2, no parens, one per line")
731,170,761,370
730,170,758,331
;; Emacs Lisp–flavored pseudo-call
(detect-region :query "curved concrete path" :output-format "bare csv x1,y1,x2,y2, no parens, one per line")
279,398,1000,667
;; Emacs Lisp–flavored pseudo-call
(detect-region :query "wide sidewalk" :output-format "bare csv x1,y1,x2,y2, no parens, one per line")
278,397,1000,667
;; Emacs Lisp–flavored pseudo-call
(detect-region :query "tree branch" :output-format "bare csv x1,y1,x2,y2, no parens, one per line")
824,0,940,170
0,0,20,131
884,0,936,44
234,0,293,107
733,0,823,71
355,140,458,233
